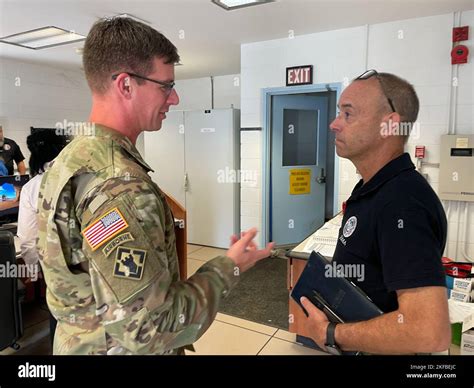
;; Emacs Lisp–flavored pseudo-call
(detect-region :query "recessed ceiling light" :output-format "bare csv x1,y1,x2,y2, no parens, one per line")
0,26,86,50
211,0,275,11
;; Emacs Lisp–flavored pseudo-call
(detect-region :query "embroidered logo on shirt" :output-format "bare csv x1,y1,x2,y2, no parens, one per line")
82,208,129,251
102,232,135,257
343,216,357,238
113,246,147,280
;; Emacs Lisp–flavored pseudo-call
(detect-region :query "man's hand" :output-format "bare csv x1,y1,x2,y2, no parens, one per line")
226,228,274,272
300,296,330,350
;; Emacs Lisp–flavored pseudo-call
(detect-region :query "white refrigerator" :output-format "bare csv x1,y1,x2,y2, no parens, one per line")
144,108,240,248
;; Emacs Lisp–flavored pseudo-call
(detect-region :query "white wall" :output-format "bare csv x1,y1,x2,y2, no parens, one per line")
241,11,474,260
0,58,91,166
0,58,240,164
137,73,240,156
172,74,240,111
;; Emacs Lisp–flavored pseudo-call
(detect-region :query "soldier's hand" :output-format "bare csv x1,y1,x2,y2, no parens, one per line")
226,228,274,272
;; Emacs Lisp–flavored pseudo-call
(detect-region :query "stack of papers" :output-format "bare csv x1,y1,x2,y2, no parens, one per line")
292,212,343,259
449,299,474,332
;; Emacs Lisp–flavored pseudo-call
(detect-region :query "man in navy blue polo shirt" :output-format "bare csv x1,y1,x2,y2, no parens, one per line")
0,125,26,175
300,70,450,354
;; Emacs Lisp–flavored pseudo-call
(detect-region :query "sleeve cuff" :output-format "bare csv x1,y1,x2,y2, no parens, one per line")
386,272,446,292
198,255,240,294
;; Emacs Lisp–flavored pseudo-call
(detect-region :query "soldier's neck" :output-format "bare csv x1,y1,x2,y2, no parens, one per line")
89,104,139,145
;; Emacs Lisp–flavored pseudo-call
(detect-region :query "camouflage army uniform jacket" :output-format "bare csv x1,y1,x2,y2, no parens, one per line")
37,125,239,355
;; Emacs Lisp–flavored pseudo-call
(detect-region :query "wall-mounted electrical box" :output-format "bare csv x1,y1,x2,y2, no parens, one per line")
439,135,474,202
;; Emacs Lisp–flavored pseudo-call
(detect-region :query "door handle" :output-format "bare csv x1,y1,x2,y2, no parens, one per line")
316,168,326,184
184,172,189,191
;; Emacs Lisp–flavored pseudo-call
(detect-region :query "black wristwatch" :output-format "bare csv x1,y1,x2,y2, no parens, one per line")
325,322,342,355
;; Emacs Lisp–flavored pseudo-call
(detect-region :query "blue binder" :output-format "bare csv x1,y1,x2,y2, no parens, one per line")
291,251,383,323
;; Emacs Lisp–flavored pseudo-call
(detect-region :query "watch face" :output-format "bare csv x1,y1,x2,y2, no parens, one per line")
325,345,342,355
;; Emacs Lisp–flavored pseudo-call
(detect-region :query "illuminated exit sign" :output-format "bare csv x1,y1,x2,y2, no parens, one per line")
286,65,313,86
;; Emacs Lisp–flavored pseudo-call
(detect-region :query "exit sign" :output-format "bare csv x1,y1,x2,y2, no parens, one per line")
286,65,313,86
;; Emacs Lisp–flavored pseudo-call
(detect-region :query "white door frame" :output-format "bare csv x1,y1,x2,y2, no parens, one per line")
261,82,342,245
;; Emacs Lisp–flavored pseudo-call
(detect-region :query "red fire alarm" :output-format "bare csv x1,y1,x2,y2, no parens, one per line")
451,45,469,65
453,26,469,42
415,145,426,159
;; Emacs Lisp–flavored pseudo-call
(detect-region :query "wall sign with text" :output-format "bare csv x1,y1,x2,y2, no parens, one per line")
286,65,313,86
289,169,311,195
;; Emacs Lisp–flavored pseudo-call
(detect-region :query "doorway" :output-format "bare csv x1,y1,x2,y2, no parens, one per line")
262,83,341,247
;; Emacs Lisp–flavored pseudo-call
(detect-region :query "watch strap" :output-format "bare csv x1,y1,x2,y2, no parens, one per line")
326,322,338,346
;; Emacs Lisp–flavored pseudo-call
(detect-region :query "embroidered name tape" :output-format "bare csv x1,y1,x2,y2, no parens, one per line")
82,208,129,251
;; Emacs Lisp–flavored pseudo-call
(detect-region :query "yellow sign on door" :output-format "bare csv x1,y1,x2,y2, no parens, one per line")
289,169,311,195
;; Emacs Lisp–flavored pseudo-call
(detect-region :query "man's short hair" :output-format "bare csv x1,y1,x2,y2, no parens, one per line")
355,72,419,142
377,73,419,124
83,17,180,94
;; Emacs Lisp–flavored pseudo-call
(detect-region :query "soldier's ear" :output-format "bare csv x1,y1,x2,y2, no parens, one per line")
122,77,131,94
114,74,132,98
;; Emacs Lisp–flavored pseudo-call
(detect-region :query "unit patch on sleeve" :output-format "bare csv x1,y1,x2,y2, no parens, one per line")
113,246,147,280
82,208,129,251
102,232,135,257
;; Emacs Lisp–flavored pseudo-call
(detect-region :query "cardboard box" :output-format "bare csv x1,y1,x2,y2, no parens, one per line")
448,299,474,351
450,289,470,302
453,278,473,293
451,322,462,346
461,329,474,355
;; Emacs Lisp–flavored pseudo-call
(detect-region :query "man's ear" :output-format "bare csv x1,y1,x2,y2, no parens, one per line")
114,74,132,98
380,112,401,139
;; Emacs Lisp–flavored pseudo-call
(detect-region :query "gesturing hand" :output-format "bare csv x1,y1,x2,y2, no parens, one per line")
226,228,274,272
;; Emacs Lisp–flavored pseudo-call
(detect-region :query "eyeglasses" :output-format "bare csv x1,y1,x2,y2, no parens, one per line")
355,69,396,113
111,73,175,95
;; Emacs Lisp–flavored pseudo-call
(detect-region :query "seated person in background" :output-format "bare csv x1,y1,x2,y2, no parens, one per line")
18,130,68,282
0,125,27,175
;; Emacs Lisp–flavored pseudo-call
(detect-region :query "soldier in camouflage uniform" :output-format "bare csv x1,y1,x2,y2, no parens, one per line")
37,17,273,355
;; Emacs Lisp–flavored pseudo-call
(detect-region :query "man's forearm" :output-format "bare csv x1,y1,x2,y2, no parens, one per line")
336,311,440,355
17,161,26,175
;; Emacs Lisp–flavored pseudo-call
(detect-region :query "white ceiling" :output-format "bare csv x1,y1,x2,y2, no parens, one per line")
1,0,473,80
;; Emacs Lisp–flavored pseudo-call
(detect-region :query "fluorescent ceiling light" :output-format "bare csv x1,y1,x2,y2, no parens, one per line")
0,26,86,50
212,0,275,11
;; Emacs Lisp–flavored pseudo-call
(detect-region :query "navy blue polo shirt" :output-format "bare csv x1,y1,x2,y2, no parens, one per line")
0,138,25,175
333,153,447,313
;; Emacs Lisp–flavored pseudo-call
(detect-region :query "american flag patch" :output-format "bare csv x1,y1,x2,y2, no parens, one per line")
82,208,129,251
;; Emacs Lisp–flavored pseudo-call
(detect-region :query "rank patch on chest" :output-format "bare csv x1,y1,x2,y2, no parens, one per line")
82,208,129,251
113,247,147,280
